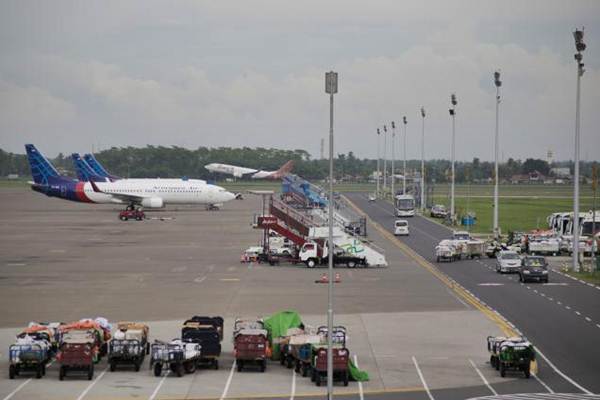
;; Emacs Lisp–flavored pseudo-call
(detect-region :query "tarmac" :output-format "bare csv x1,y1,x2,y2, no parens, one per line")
0,187,545,400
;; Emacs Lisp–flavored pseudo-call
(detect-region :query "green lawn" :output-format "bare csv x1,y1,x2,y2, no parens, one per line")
0,179,29,188
564,270,600,285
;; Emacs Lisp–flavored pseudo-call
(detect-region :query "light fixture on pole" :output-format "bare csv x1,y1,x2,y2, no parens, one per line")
449,94,457,224
391,121,396,199
420,107,426,212
376,128,381,198
402,116,407,195
572,28,586,272
493,70,502,240
325,70,337,399
383,125,388,196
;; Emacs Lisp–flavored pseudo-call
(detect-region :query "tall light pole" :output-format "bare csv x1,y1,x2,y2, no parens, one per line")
493,71,502,240
325,70,337,399
572,28,586,272
402,116,407,195
391,121,396,199
383,125,388,195
376,128,381,198
449,94,457,223
420,107,426,212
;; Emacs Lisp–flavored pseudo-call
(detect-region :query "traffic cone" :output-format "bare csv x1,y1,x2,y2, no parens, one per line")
315,273,329,284
334,272,341,283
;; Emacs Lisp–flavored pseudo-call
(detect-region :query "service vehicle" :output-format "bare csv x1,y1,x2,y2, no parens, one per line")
395,194,415,217
496,251,521,273
492,337,535,378
435,240,459,262
311,346,349,387
150,339,202,377
519,256,549,283
118,209,145,221
9,339,50,379
394,220,409,236
368,193,376,202
464,239,485,259
430,204,448,218
181,316,223,369
234,328,270,372
108,322,150,371
529,236,560,256
240,246,263,263
299,241,366,268
57,331,98,380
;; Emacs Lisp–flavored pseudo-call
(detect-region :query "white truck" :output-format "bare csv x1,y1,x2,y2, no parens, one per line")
395,194,415,217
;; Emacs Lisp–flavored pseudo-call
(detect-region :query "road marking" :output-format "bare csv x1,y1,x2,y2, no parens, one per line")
412,356,434,400
596,324,600,329
171,266,188,272
557,301,562,305
532,372,555,393
478,283,504,286
534,345,592,394
354,355,364,400
585,317,592,322
5,263,26,266
76,366,108,400
2,379,31,400
547,297,553,301
148,371,170,400
220,278,240,282
565,306,571,310
447,288,470,309
220,360,236,400
575,311,581,316
194,276,207,284
290,368,296,400
469,359,497,396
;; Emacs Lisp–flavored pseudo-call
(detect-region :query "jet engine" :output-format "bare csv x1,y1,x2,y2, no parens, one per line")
141,197,164,208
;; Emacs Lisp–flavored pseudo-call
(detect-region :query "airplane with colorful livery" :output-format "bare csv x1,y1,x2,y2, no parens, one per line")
205,160,294,179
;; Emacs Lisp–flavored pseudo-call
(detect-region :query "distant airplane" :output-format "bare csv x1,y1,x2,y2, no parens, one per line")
83,153,121,181
26,144,235,210
205,160,294,179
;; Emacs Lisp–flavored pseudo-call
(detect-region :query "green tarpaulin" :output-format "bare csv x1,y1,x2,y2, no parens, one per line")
348,359,370,381
263,310,303,359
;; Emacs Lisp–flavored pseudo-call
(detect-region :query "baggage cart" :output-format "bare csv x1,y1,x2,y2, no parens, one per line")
9,342,49,379
234,329,270,372
311,346,349,387
57,332,98,381
465,240,485,259
150,339,201,377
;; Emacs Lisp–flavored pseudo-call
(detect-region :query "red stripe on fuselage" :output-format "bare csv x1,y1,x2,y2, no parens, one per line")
75,182,94,203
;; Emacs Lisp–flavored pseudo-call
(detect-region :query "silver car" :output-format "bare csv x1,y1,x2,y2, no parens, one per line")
496,251,521,273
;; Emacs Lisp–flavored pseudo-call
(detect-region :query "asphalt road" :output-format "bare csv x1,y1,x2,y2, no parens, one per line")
346,192,600,396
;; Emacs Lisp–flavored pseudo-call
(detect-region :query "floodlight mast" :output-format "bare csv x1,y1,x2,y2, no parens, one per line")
391,121,396,200
383,125,388,196
449,94,457,223
572,28,585,272
493,71,502,240
376,128,381,198
402,116,407,195
420,107,426,212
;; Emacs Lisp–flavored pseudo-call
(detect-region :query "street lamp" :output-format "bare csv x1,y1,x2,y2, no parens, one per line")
402,116,407,195
420,107,426,212
325,70,337,399
376,128,381,198
449,94,457,223
383,125,388,196
391,121,396,199
493,70,502,240
572,28,586,272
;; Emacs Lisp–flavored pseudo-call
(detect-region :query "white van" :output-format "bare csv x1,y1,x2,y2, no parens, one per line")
394,220,409,236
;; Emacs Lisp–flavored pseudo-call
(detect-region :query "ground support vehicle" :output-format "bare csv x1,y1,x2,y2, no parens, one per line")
311,346,350,387
430,204,448,218
286,334,323,377
108,322,150,371
528,237,560,256
487,335,536,378
299,241,366,268
181,323,222,370
19,323,61,355
61,319,111,360
119,209,145,221
234,329,270,372
464,240,485,259
57,332,98,380
9,341,50,379
150,340,201,377
519,256,549,283
435,240,459,262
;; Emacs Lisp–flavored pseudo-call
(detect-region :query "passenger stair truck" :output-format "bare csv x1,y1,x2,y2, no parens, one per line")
299,227,387,268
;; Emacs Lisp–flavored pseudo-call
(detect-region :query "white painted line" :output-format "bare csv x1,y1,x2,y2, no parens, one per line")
76,366,108,400
575,311,581,316
2,379,31,400
194,276,207,284
585,317,592,322
412,356,434,400
566,306,572,310
534,345,592,394
148,371,170,400
354,355,364,400
219,278,240,282
220,360,236,400
548,297,554,301
532,372,554,393
5,263,26,266
469,359,497,396
596,324,600,329
557,301,562,305
540,293,546,297
290,368,296,400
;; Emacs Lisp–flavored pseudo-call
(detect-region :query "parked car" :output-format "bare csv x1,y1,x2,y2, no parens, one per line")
368,193,376,202
519,256,549,283
430,204,448,218
496,251,521,274
394,220,409,236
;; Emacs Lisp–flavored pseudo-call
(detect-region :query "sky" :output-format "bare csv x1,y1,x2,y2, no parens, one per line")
0,0,599,162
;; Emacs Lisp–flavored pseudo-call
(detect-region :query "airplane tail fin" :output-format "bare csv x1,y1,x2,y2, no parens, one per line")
25,144,60,185
84,153,120,180
71,153,105,182
274,160,294,177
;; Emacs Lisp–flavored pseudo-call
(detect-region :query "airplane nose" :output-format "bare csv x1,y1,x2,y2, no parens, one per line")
224,191,236,202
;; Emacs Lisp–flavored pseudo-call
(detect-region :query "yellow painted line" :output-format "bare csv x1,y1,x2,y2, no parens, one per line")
342,195,518,338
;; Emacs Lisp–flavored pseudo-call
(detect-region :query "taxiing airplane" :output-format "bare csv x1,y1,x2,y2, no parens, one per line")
205,160,293,179
26,144,235,209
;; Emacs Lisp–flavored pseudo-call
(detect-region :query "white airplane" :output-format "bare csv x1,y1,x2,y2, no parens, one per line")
205,160,294,179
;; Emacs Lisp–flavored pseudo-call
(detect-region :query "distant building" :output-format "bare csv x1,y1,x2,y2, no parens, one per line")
510,171,546,184
550,167,571,178
7,174,19,180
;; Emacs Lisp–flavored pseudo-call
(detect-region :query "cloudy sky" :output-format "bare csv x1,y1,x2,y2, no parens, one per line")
1,0,599,161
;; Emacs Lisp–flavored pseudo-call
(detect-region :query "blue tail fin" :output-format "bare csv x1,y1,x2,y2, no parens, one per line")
71,153,105,182
84,153,120,180
25,144,60,185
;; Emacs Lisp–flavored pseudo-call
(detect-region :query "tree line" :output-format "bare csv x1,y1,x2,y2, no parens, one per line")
1,146,596,183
